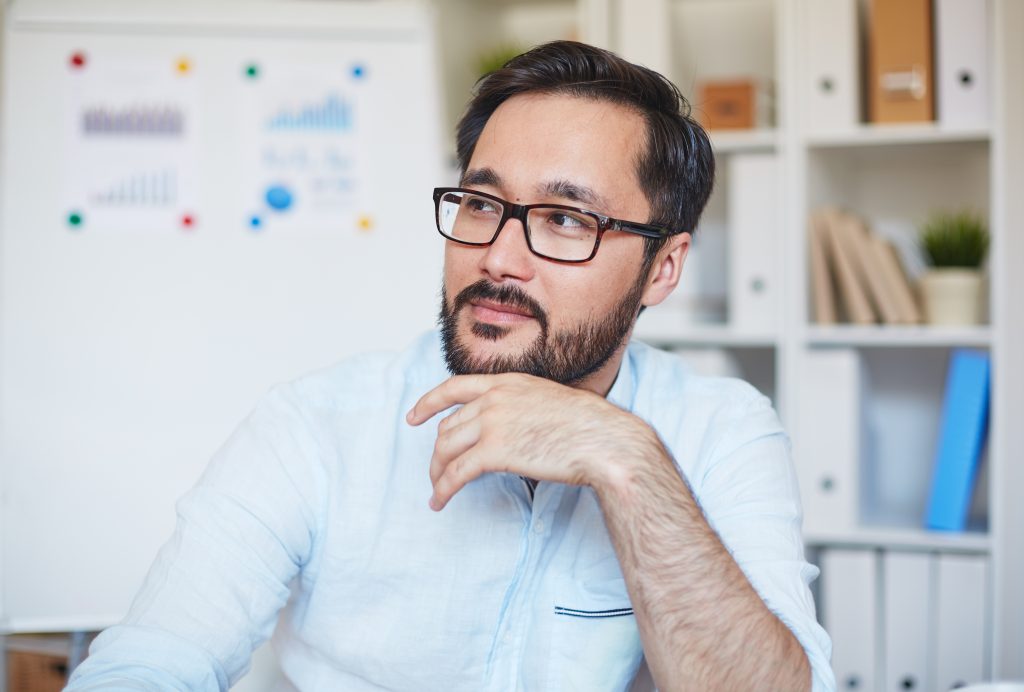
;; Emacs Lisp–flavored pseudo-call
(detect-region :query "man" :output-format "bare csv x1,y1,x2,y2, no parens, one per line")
68,41,832,691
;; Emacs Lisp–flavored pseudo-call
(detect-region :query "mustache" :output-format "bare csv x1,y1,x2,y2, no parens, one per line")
452,279,549,332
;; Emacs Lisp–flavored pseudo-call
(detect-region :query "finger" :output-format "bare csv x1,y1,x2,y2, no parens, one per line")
430,416,482,485
407,374,499,426
430,449,489,511
436,396,482,435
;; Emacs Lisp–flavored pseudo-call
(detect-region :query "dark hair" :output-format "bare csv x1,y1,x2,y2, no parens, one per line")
455,40,715,265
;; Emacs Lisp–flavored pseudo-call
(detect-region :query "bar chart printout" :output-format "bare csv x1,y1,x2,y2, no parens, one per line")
241,65,368,232
65,55,199,231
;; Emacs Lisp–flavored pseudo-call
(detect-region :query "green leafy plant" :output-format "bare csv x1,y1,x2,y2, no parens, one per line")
919,210,990,268
476,44,528,78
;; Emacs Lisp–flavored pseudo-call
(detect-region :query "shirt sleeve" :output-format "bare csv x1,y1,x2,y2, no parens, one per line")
692,391,836,692
66,383,326,691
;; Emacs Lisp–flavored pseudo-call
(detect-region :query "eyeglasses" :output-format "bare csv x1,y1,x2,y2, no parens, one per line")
432,187,677,263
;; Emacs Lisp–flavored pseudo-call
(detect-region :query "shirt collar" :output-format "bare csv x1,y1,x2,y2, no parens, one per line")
605,347,636,412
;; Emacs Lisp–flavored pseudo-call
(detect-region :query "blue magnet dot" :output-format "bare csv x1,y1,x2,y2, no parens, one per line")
265,185,293,211
249,215,263,229
352,64,366,79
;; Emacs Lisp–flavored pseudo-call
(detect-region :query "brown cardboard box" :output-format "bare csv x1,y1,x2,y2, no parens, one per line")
868,0,935,122
6,650,68,692
697,79,772,130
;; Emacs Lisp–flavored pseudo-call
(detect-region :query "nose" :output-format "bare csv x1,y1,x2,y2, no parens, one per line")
478,216,536,283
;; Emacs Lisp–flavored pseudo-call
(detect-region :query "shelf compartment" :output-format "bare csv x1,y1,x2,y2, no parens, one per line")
669,0,777,128
794,347,989,542
803,139,991,329
434,0,577,154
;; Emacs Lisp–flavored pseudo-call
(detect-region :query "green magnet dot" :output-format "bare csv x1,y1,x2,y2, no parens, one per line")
68,212,83,227
245,64,259,79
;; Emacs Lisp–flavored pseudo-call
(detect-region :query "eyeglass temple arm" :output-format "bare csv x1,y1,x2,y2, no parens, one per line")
611,220,680,239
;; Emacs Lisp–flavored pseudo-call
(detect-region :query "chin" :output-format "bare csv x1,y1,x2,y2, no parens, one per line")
463,321,532,355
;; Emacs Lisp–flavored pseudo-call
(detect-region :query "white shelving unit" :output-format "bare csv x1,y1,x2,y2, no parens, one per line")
433,0,1024,685
804,526,991,554
710,127,778,153
805,325,993,348
805,123,991,147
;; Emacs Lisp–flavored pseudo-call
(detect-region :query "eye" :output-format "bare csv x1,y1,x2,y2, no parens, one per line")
548,212,585,228
544,211,597,234
464,195,500,216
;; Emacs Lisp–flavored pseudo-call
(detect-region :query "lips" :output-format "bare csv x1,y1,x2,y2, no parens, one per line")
450,279,550,332
470,299,534,318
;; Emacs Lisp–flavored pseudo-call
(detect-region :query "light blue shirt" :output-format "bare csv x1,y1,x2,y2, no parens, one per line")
68,330,834,691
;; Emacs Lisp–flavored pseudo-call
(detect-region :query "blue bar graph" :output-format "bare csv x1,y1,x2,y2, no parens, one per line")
267,93,353,131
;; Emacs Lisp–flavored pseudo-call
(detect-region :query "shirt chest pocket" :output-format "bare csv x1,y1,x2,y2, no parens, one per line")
547,577,644,692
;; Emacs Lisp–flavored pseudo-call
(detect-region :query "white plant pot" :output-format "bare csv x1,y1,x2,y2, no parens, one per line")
919,268,986,325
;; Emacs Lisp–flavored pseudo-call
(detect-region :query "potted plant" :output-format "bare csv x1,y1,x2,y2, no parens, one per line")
476,44,527,78
917,210,990,325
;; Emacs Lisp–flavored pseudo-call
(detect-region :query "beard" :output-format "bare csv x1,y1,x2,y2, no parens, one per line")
438,271,648,387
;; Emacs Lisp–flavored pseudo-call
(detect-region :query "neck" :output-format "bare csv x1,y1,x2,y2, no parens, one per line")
574,340,630,398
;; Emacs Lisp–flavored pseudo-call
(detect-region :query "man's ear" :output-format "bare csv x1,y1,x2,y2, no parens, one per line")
641,232,691,308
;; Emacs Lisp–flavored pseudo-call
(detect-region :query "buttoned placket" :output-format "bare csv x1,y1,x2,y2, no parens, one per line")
485,474,556,690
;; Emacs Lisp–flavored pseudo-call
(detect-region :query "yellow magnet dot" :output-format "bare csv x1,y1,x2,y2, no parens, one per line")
357,215,374,231
176,58,192,74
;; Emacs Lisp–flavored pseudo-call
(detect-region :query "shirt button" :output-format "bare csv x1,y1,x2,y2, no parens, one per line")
533,519,545,535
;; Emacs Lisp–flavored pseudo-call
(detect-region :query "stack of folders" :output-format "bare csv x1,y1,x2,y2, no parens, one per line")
926,349,991,532
803,0,990,130
807,208,921,326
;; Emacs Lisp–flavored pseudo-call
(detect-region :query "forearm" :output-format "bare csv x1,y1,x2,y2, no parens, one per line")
593,429,811,692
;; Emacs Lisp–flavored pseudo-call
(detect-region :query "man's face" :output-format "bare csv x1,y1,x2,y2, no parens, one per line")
440,93,656,388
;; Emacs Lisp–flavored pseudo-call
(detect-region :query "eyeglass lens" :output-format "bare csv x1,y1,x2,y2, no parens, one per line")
437,190,599,262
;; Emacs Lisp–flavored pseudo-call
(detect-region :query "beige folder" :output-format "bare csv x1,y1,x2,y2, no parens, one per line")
822,209,877,324
809,212,838,325
871,236,923,324
843,215,902,325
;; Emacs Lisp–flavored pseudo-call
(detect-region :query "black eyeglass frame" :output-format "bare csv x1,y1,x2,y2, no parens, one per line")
432,186,680,264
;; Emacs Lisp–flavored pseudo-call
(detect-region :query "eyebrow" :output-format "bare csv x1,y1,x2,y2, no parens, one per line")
461,167,500,188
461,167,611,212
539,179,609,212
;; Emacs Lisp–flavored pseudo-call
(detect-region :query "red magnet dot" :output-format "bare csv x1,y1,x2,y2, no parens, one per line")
181,214,195,228
70,52,87,69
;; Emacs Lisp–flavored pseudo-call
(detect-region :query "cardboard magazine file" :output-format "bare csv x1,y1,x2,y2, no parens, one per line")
868,0,935,123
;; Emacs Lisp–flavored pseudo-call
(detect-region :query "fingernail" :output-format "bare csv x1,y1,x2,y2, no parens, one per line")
406,408,415,423
428,495,440,511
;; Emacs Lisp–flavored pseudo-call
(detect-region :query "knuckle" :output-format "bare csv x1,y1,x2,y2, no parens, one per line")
451,455,468,480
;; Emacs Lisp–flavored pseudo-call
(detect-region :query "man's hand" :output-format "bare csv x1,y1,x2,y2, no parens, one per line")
406,373,657,511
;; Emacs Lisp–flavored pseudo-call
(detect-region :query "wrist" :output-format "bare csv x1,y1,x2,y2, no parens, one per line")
588,414,667,501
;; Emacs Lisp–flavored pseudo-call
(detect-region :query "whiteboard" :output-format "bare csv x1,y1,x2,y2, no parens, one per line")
0,0,446,631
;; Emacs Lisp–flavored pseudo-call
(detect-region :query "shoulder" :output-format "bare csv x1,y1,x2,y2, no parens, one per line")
627,340,785,475
628,339,770,418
